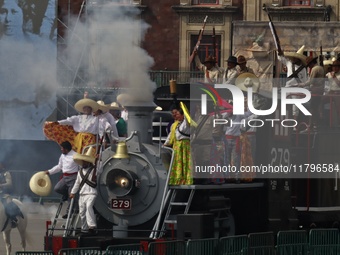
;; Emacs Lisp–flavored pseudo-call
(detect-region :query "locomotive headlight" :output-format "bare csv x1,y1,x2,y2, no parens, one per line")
117,177,129,188
108,169,139,197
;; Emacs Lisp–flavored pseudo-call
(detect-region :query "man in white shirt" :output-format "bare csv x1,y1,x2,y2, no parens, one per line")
277,45,307,124
194,53,224,84
224,56,238,84
70,147,97,235
45,141,79,218
95,100,119,139
56,98,112,153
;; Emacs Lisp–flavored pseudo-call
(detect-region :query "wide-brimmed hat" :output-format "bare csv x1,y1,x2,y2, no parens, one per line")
74,98,99,113
107,102,123,110
203,55,216,64
323,59,333,66
29,171,52,197
225,56,238,64
284,45,307,66
237,55,247,64
97,100,109,113
73,146,96,166
235,72,260,93
331,60,340,66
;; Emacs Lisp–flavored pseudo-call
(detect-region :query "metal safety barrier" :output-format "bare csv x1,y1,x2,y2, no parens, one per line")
186,238,219,255
309,228,340,255
277,230,308,255
219,235,248,255
58,247,102,255
106,244,145,255
248,231,275,255
16,252,54,255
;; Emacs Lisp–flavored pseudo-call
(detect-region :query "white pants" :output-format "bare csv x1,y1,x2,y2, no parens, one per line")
79,194,97,230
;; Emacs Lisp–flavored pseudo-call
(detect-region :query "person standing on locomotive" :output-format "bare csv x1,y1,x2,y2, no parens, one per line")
277,45,308,127
94,100,119,147
44,98,113,155
109,102,128,138
94,100,118,138
298,55,325,132
44,141,79,219
70,147,97,235
164,104,193,185
194,51,224,84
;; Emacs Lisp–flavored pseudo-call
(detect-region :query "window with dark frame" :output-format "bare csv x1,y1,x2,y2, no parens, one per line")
190,34,222,70
285,0,311,6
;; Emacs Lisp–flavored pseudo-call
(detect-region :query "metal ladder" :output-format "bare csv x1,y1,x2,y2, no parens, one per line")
49,198,80,237
162,188,195,230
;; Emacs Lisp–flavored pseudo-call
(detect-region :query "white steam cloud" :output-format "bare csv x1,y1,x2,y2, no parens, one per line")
61,2,156,102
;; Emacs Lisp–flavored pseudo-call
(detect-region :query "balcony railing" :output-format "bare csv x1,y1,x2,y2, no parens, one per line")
149,70,204,87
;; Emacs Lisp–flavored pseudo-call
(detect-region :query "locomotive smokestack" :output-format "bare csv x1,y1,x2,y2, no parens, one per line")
124,101,156,145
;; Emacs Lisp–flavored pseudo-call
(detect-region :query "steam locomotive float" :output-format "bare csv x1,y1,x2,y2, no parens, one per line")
43,84,340,253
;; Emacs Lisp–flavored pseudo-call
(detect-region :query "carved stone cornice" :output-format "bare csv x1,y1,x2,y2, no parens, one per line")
266,6,326,15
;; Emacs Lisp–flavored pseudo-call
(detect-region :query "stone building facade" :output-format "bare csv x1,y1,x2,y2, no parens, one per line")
56,0,340,80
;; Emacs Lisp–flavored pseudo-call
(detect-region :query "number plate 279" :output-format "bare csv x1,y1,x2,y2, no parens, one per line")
112,199,131,210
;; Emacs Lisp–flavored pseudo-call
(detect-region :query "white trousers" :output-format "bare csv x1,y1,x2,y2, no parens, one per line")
79,194,97,230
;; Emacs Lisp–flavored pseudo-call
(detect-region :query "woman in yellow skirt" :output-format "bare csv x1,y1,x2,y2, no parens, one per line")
164,106,193,185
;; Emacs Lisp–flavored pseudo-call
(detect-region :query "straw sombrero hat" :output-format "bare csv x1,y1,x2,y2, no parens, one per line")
73,147,96,166
235,72,260,93
323,59,333,66
29,171,52,197
107,102,123,110
284,45,307,66
97,100,109,113
74,99,99,113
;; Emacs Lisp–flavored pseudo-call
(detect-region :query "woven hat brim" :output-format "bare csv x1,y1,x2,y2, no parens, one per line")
323,60,333,66
284,52,307,66
74,99,99,113
98,104,109,113
106,104,123,110
73,154,96,166
235,72,260,93
29,171,52,197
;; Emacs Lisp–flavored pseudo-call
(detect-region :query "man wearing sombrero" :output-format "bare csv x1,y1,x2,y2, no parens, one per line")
278,46,308,124
70,147,97,235
44,141,79,219
108,102,127,137
94,100,119,139
194,52,224,83
44,98,113,154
